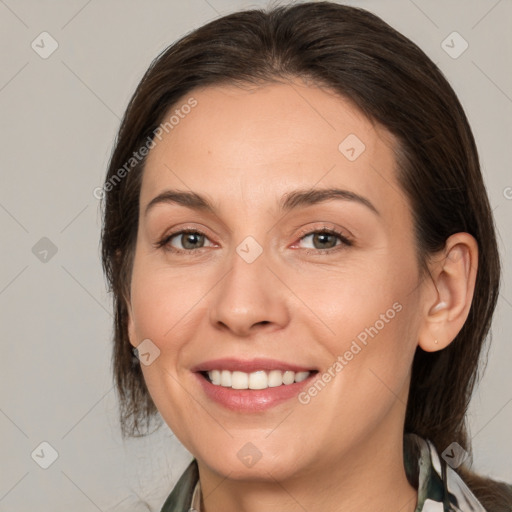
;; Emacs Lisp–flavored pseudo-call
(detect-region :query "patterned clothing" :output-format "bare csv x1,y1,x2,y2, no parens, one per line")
160,433,496,511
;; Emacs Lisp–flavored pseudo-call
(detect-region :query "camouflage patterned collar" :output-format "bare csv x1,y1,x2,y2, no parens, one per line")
404,433,485,511
160,433,486,511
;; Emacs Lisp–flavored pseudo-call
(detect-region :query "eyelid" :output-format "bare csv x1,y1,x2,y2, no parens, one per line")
290,223,353,253
156,222,353,254
293,222,353,241
155,226,216,252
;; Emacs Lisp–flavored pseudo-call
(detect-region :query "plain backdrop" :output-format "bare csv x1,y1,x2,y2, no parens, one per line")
1,0,511,510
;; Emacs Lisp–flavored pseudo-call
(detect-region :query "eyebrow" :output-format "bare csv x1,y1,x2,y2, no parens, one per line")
144,187,380,217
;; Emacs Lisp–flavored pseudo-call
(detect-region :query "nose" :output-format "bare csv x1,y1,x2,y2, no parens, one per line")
209,247,290,337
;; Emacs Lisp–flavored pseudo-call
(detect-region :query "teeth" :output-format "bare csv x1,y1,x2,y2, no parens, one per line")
220,370,231,387
210,370,221,385
282,370,295,385
231,371,248,389
268,370,283,387
249,371,267,390
206,369,311,389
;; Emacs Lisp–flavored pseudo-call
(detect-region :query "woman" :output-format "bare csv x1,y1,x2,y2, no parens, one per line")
101,2,512,511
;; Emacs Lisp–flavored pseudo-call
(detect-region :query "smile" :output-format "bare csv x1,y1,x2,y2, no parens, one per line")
192,358,319,411
204,369,312,389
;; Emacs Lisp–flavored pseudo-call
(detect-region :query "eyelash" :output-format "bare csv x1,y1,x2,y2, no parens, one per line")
155,225,353,256
295,226,353,255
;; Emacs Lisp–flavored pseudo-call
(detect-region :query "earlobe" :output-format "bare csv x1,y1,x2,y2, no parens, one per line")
417,233,478,353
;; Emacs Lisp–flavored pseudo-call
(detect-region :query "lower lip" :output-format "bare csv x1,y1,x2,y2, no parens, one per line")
194,372,316,412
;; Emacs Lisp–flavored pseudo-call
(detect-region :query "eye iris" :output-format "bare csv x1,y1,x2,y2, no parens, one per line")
313,232,337,249
182,232,204,249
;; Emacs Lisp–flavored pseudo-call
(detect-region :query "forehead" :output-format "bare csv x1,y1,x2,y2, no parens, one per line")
140,81,405,219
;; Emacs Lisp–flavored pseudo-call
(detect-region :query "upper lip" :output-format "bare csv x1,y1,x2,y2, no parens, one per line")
191,358,317,373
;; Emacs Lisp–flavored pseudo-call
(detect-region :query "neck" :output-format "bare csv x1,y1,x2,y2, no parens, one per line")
197,422,418,512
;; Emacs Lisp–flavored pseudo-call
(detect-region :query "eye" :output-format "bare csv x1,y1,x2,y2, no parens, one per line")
295,228,352,254
157,229,215,253
156,226,352,255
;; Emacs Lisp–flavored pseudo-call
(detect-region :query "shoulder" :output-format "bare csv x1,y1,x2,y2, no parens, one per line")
457,474,512,512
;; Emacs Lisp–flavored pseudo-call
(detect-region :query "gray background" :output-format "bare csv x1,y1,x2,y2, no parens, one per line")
0,0,511,510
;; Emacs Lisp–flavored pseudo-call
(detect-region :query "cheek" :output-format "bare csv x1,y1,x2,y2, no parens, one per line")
302,256,421,394
128,256,209,439
297,286,420,451
298,259,415,343
129,256,208,348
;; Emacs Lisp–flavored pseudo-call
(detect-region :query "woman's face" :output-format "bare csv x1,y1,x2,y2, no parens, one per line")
128,81,427,480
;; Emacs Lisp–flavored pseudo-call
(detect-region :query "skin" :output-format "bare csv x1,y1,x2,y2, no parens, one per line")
127,80,478,512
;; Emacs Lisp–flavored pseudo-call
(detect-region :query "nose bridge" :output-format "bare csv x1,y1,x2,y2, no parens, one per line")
209,237,289,335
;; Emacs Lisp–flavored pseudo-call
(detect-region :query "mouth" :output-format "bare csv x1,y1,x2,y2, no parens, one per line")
192,358,319,412
199,369,316,390
191,357,319,413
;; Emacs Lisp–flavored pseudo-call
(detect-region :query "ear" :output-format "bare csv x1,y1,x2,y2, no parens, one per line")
125,295,138,349
417,233,478,352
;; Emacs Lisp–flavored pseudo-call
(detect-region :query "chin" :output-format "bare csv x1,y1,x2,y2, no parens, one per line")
196,442,308,482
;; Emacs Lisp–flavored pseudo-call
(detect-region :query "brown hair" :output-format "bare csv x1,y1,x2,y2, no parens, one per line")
101,1,511,506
